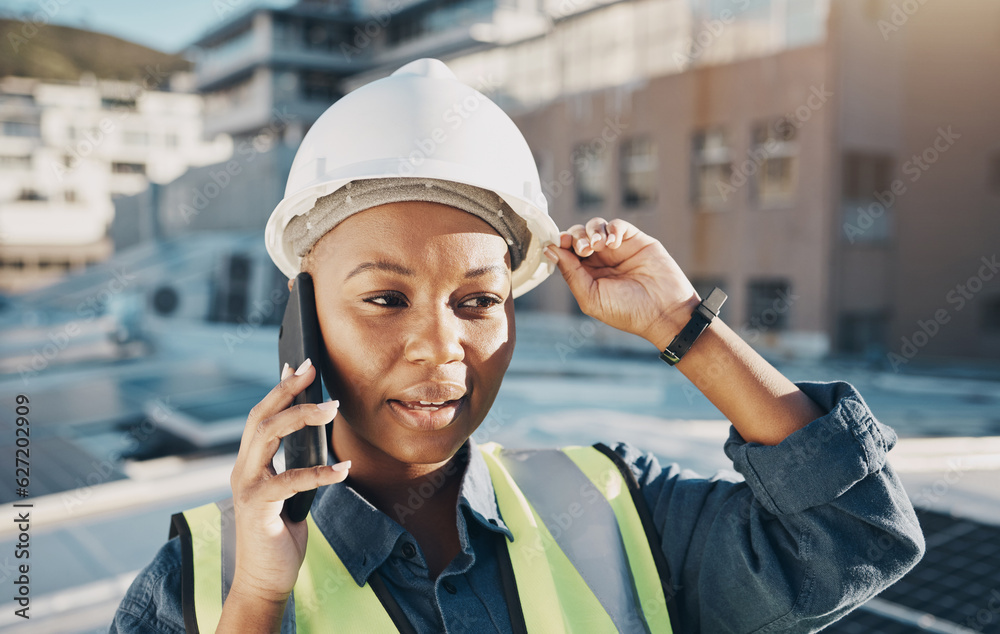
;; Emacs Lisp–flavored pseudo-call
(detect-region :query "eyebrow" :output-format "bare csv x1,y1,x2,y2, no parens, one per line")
343,260,510,282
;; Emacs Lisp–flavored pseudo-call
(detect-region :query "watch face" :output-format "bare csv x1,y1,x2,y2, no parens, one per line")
704,288,728,315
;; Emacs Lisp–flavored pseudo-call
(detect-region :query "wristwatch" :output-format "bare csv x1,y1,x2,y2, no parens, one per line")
659,288,728,366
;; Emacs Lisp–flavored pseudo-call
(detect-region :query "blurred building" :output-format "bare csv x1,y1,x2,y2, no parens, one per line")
189,4,353,144
113,0,999,361
110,0,556,321
185,0,550,143
0,75,231,293
440,0,999,362
827,0,1000,364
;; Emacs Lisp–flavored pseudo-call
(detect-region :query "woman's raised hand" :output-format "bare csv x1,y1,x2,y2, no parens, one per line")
220,359,350,629
544,218,701,350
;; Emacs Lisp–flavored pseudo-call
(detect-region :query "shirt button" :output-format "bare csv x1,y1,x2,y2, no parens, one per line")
442,580,458,594
401,542,417,558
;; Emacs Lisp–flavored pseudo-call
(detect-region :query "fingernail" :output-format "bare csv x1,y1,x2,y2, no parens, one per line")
543,246,558,263
590,233,602,245
317,399,339,411
606,233,616,247
332,460,352,472
294,358,312,376
281,362,291,381
576,239,589,252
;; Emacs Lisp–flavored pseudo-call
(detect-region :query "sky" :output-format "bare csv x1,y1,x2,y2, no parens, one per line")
1,0,296,53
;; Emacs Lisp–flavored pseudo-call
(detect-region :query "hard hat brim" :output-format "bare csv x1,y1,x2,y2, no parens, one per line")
264,166,559,299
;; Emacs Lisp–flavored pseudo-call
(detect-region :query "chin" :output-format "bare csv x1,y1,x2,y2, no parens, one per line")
388,440,466,466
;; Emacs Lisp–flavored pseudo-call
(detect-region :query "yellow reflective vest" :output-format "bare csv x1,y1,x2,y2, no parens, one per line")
169,442,677,633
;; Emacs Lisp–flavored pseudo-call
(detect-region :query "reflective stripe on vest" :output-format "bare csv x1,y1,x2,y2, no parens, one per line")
171,442,673,633
481,444,672,633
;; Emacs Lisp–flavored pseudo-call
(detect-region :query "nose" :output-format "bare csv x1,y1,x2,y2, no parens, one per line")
402,304,465,366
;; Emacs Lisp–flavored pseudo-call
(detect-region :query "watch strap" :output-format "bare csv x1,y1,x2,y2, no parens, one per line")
659,288,727,366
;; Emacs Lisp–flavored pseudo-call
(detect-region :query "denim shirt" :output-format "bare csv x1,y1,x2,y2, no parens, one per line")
109,381,925,633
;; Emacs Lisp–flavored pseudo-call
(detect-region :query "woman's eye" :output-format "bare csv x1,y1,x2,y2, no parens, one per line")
366,292,407,307
461,296,502,310
364,293,501,310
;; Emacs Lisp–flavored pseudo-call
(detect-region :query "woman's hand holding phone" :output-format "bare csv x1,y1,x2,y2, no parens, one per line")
218,358,350,632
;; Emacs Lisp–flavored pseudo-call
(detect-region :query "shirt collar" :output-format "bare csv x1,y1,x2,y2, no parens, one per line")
310,436,513,587
458,437,514,542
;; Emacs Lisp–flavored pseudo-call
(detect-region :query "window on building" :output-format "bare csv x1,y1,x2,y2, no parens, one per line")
211,253,253,323
101,97,136,110
306,23,330,49
0,155,31,169
265,264,290,327
64,190,77,202
301,71,339,103
746,279,792,332
750,119,798,208
981,296,1000,334
273,16,298,50
1,94,35,107
843,152,891,199
572,141,607,210
112,162,146,175
388,14,424,45
304,22,348,52
17,188,45,201
426,0,493,33
837,311,888,354
620,136,657,208
691,128,732,210
2,121,41,137
841,152,893,243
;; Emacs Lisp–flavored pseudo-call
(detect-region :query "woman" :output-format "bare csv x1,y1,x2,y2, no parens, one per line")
111,59,923,633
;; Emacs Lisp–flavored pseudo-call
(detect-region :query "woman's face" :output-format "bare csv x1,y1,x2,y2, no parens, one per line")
304,201,516,466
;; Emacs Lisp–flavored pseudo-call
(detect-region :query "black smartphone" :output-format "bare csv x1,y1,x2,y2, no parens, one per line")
278,272,329,522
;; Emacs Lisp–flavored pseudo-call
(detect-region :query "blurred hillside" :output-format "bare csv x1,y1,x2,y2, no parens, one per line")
0,18,190,81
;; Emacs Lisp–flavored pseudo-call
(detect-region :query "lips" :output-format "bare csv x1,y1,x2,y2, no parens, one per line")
387,396,466,431
396,399,459,411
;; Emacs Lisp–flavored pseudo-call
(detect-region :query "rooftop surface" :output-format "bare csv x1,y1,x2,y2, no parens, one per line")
0,311,997,632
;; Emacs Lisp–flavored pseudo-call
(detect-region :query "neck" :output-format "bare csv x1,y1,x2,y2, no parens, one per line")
330,421,467,525
329,419,469,578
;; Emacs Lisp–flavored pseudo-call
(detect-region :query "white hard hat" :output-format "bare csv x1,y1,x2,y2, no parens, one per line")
264,57,560,298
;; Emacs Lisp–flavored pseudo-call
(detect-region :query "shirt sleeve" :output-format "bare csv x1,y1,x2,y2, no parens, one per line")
109,536,187,634
611,380,925,634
